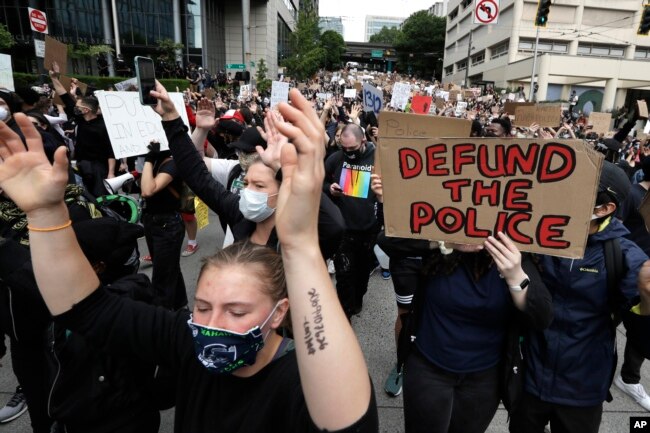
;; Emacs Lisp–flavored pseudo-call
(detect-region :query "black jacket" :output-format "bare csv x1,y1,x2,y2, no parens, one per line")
163,117,344,258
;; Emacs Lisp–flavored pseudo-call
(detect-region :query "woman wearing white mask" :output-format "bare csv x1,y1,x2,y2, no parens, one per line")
0,87,378,432
166,90,343,255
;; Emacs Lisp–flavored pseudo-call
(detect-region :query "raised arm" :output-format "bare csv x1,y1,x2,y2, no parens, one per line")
273,89,374,430
0,114,99,315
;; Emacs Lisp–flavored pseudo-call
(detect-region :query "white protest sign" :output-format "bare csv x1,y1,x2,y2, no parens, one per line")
390,82,412,110
362,82,383,115
239,84,251,100
34,39,45,58
270,81,289,108
114,77,137,91
95,91,190,159
0,54,14,91
339,79,346,85
316,92,333,101
344,88,357,99
455,101,468,117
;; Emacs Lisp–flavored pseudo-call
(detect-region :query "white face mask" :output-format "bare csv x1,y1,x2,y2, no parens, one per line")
0,106,9,122
591,204,606,221
239,188,277,223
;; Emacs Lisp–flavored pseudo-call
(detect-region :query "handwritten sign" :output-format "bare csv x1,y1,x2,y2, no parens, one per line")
411,96,433,115
195,197,210,230
588,112,612,135
0,54,14,91
504,101,533,116
95,91,191,159
513,105,562,127
638,100,649,120
270,81,289,108
362,82,383,115
378,119,603,258
344,88,357,99
239,84,251,100
390,83,411,110
455,101,468,117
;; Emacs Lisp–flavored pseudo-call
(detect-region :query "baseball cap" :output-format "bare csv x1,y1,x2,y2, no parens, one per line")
598,161,631,205
227,126,267,153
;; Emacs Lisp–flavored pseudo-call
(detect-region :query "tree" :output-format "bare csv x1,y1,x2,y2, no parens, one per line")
69,43,113,75
369,26,401,45
320,30,346,70
157,38,185,65
255,58,272,94
394,11,446,80
0,23,14,50
282,10,326,79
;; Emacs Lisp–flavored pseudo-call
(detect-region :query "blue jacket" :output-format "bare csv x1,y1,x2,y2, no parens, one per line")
525,218,648,406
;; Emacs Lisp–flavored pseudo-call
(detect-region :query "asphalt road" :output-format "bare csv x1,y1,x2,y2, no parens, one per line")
1,210,648,432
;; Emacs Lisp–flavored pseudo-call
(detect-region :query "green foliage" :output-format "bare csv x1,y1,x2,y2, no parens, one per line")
156,38,184,63
0,23,14,50
13,72,187,94
394,11,446,79
255,59,272,94
320,30,345,70
368,26,401,45
68,43,114,74
282,11,347,79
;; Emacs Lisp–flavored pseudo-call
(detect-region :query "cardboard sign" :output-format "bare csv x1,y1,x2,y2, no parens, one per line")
503,101,533,115
588,112,612,135
270,81,289,108
411,96,433,115
390,83,412,110
637,100,648,120
95,91,191,159
354,82,362,92
362,82,383,115
0,54,14,91
378,134,603,258
53,76,89,105
449,90,461,102
463,90,475,100
434,99,446,110
513,105,562,127
309,84,320,91
44,35,67,75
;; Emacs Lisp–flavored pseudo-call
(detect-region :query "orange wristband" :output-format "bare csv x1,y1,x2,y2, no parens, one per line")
27,220,72,232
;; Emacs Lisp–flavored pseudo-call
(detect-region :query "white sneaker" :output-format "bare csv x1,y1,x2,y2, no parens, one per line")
614,375,650,411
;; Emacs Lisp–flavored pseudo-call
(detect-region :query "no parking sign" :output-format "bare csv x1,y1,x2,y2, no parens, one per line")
473,0,499,25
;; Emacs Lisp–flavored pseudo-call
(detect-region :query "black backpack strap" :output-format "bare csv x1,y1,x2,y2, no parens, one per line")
227,164,244,191
602,237,626,402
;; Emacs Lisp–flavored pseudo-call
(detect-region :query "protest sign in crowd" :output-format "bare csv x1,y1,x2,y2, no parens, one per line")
1,55,650,433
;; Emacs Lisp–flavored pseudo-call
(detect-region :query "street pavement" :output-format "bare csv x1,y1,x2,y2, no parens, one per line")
1,210,649,432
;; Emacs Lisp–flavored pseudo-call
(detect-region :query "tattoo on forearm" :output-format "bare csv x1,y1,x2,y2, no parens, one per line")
302,288,328,354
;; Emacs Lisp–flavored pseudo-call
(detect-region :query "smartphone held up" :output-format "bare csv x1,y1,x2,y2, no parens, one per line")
135,56,157,106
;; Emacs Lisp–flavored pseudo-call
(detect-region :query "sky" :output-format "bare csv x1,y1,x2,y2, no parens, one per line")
318,0,441,42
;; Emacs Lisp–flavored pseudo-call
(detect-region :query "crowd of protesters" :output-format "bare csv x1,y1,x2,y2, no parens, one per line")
0,61,649,433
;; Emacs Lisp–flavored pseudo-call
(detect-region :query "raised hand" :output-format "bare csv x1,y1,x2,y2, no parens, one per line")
484,232,526,287
195,98,217,130
0,114,69,214
256,111,288,173
149,80,179,121
370,173,383,203
272,89,326,250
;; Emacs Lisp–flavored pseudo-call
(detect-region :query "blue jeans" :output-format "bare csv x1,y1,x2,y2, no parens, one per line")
142,212,187,310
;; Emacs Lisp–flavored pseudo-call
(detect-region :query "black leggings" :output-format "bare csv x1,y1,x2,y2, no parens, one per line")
403,349,500,433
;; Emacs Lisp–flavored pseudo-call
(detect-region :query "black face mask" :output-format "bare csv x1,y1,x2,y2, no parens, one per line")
73,107,85,118
344,148,362,160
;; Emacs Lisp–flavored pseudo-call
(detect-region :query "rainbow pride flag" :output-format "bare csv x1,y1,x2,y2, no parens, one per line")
339,166,371,198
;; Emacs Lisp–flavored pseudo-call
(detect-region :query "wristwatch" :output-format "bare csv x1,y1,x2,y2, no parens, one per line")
509,276,530,292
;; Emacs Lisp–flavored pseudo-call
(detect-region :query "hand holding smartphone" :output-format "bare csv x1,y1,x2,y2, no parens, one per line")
135,56,157,106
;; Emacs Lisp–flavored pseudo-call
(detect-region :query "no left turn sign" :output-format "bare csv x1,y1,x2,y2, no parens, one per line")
473,0,499,25
28,7,48,34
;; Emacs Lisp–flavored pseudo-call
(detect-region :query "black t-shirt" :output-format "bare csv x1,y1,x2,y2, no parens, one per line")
74,116,115,162
56,288,379,433
619,183,650,255
143,158,182,214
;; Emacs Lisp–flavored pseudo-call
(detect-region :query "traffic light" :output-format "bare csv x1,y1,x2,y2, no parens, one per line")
535,0,552,27
639,5,650,36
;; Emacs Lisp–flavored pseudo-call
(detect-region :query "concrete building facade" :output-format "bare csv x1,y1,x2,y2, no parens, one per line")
429,0,449,18
442,0,650,111
319,16,344,38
